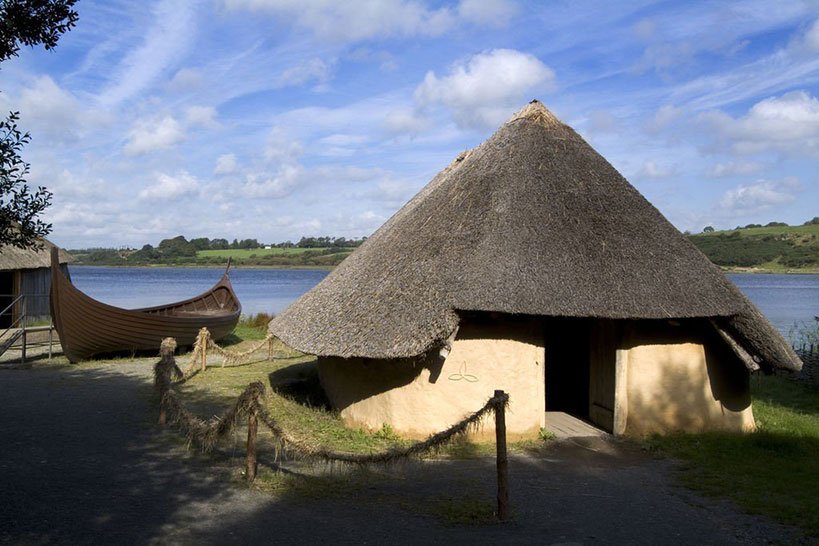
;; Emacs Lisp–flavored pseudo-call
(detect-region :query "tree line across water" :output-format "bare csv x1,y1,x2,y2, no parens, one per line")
69,235,366,267
68,218,818,271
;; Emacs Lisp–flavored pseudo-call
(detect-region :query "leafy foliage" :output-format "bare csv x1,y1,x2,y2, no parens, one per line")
0,0,78,62
0,111,51,247
688,223,819,269
69,235,363,266
0,0,78,248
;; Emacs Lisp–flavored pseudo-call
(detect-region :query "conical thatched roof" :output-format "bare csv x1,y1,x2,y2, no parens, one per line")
0,238,73,271
269,100,800,372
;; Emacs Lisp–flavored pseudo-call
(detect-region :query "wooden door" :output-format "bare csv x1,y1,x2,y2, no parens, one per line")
588,321,617,432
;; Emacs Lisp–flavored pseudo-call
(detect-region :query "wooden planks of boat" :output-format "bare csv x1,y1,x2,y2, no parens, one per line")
50,247,241,362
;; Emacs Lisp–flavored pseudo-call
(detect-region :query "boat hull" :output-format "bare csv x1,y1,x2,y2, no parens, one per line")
50,249,241,362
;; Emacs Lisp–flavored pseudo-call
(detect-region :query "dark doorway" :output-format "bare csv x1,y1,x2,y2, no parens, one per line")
0,271,14,328
544,319,591,419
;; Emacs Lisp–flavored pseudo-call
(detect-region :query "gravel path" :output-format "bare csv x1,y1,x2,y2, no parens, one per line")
0,361,806,545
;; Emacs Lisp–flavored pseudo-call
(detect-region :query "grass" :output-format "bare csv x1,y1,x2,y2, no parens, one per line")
226,313,275,341
646,376,819,538
175,321,552,458
198,248,333,258
687,224,819,272
177,355,412,455
696,225,819,238
405,496,498,525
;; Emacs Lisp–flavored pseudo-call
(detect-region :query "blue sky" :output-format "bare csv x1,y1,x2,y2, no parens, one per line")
2,0,819,248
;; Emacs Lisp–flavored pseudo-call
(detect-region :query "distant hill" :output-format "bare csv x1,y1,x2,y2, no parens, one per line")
687,224,819,272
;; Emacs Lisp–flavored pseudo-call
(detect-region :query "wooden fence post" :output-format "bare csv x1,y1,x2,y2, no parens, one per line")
158,364,169,426
158,393,167,426
494,389,510,521
246,408,258,482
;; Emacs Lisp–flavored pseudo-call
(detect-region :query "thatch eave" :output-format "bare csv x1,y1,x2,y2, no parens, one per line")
0,238,73,271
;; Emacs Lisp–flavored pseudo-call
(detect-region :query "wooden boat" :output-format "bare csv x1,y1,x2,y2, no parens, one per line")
50,247,241,362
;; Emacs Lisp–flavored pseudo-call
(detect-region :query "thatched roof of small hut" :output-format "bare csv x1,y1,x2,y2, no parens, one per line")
269,100,800,372
0,238,73,271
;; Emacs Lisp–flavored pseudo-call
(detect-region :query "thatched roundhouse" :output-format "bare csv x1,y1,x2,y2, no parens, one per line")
0,239,72,327
269,100,801,438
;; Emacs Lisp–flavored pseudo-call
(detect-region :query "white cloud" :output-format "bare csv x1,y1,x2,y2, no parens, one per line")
585,111,619,134
457,0,517,27
705,161,765,178
278,58,334,87
98,0,200,106
632,18,656,40
224,0,455,42
345,210,384,231
184,105,219,128
139,171,200,201
214,153,238,175
414,49,555,130
315,133,369,157
347,48,397,72
788,19,819,55
124,116,185,155
805,19,819,51
699,91,819,155
367,179,416,207
718,177,800,214
7,76,104,141
635,160,673,180
264,127,304,164
634,42,695,75
167,67,203,91
244,164,305,198
644,104,683,134
384,108,430,135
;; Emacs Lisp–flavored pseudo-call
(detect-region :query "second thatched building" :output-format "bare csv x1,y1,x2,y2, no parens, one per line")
269,100,801,438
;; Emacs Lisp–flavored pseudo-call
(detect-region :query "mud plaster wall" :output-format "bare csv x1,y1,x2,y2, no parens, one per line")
318,319,545,440
621,323,755,436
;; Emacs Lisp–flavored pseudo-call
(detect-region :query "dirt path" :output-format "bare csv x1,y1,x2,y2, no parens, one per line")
0,362,806,545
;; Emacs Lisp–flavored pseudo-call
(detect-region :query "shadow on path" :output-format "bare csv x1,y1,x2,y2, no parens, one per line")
0,363,264,545
0,362,808,545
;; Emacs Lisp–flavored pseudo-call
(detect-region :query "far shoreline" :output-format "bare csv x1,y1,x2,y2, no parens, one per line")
69,263,336,271
68,263,819,275
721,266,819,275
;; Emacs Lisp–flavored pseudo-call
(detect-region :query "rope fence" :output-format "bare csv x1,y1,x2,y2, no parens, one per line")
180,327,280,377
154,337,512,520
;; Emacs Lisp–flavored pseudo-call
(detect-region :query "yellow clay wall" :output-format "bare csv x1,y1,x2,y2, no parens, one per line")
620,335,755,436
318,319,545,440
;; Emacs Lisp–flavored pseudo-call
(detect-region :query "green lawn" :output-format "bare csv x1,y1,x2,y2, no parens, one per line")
647,376,819,538
696,224,819,238
687,224,818,270
198,247,332,259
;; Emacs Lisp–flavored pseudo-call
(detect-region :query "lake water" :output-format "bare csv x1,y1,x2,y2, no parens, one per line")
68,266,818,336
69,266,329,317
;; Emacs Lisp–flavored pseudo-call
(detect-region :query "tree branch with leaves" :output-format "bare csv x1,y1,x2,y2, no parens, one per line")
0,0,78,248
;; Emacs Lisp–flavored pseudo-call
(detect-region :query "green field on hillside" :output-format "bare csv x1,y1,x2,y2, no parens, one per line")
198,247,332,259
195,246,354,267
687,224,818,271
695,224,819,238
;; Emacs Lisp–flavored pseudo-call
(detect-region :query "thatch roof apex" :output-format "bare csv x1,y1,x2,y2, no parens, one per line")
509,99,562,127
269,100,800,372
